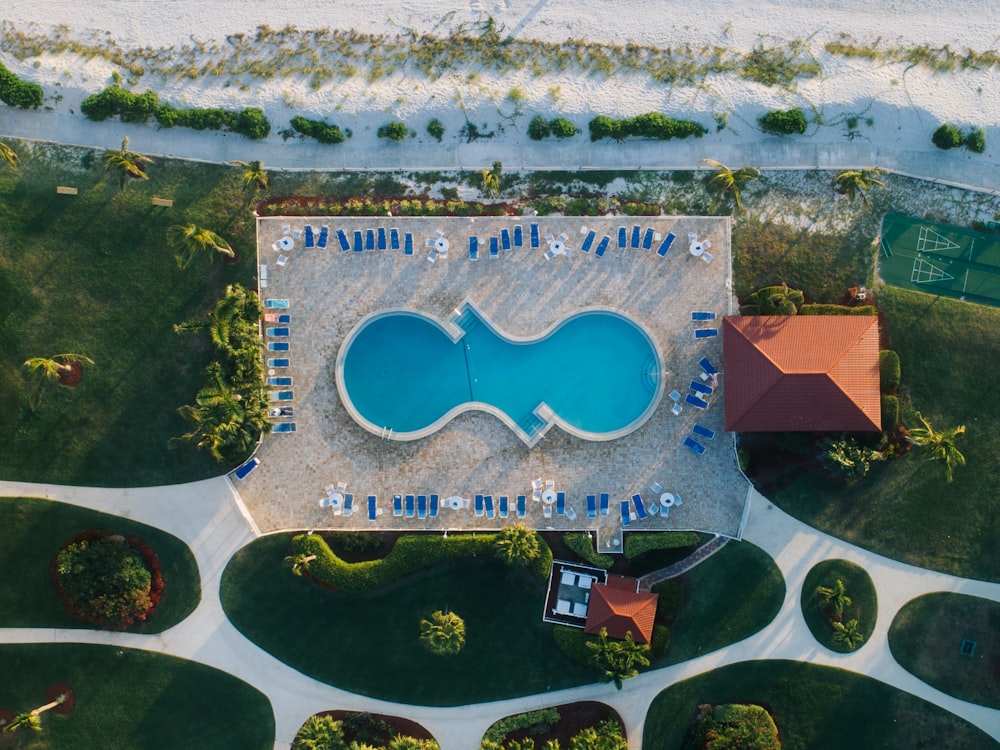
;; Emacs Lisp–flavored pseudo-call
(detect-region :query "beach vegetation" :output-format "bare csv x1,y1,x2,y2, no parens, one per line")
965,127,986,153
589,113,707,142
377,120,409,141
528,115,551,140
758,108,807,135
229,159,269,192
0,60,44,108
290,115,346,144
426,117,445,141
931,123,965,149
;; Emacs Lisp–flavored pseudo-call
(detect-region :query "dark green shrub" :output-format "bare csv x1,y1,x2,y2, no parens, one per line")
328,531,382,557
651,579,685,621
426,117,445,142
686,704,780,750
649,623,671,660
932,123,965,150
82,85,156,122
625,532,701,558
552,624,599,665
621,201,662,216
483,708,561,745
528,115,551,140
532,196,567,215
800,303,876,315
880,394,899,430
589,114,622,142
820,438,884,480
744,284,804,314
550,117,579,138
234,107,271,139
0,62,44,109
290,115,345,144
377,120,409,141
341,712,393,746
565,197,598,215
563,533,614,568
879,350,901,391
531,537,554,582
966,127,986,153
758,107,807,135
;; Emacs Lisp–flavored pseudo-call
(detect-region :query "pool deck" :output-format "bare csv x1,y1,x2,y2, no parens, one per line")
239,215,750,541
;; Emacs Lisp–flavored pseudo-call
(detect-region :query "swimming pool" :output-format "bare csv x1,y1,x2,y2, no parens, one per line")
336,302,663,446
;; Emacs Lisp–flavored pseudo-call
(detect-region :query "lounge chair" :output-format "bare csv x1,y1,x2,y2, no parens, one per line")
475,494,484,516
417,494,427,519
393,494,403,517
469,236,479,260
617,226,627,248
701,251,714,263
513,225,523,247
632,493,648,519
404,233,413,255
342,494,354,517
429,494,439,517
693,423,716,439
642,227,655,249
499,495,509,518
556,492,566,515
267,342,289,351
555,598,571,615
231,457,260,480
501,228,512,251
630,225,641,248
528,223,540,248
267,358,289,368
273,422,296,433
694,328,718,339
319,495,333,508
264,313,290,324
337,228,350,251
690,380,713,395
269,390,294,401
266,376,293,386
485,494,495,518
691,311,716,321
317,226,329,248
684,436,707,455
620,501,631,527
595,236,610,256
517,495,526,517
647,503,659,516
353,230,363,252
390,228,400,250
489,236,499,257
264,299,290,309
685,394,708,409
699,357,719,376
304,225,315,248
657,232,676,257
427,250,437,263
368,495,379,520
581,230,596,253
377,227,387,250
587,494,597,518
672,402,683,416
266,327,290,337
405,494,416,517
600,493,610,515
361,229,372,251
565,506,577,521
673,494,683,506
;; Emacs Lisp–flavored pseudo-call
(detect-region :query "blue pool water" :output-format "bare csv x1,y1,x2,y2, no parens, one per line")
337,304,662,444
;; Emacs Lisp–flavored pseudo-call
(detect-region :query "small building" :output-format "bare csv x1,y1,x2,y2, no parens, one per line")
583,575,659,645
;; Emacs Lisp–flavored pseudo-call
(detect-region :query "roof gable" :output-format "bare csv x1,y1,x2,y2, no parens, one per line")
584,583,658,644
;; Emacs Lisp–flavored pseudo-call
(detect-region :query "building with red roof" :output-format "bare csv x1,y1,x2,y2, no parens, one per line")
583,575,659,644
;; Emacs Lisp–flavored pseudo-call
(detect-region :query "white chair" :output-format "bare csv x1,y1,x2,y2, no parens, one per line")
533,489,542,502
647,504,659,516
673,494,683,506
281,224,291,235
531,478,544,491
701,251,714,264
579,225,588,234
336,482,347,493
543,505,552,519
565,506,577,521
325,485,336,495
545,480,555,491
556,232,568,243
276,254,288,266
319,497,332,508
650,481,663,494
671,403,682,416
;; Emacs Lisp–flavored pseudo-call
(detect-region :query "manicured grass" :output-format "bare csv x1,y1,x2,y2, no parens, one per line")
642,660,999,750
800,559,877,652
888,592,1000,709
0,644,273,750
769,286,1000,582
0,497,200,632
658,540,785,665
220,533,595,705
0,142,257,486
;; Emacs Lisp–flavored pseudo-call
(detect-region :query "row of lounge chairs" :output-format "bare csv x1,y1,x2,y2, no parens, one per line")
263,300,296,433
684,422,716,455
392,493,441,519
473,494,527,518
303,225,330,249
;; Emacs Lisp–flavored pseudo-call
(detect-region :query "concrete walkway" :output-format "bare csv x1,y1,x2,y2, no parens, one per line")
1,479,998,749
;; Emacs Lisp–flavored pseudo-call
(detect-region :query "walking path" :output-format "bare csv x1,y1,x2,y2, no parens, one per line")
1,479,998,749
638,535,729,590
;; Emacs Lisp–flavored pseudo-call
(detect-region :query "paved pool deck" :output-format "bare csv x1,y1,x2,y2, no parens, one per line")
238,215,751,539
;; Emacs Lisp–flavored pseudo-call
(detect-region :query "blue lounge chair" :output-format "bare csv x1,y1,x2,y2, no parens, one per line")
405,494,415,517
587,494,597,518
404,233,414,255
304,225,315,248
273,422,296,433
337,228,350,251
270,390,293,401
630,225,641,248
264,299,289,309
530,223,540,248
499,495,509,518
692,311,716,321
353,230,363,252
595,236,610,257
266,327,289,337
501,228,512,251
417,494,427,519
517,495,526,517
365,229,375,251
377,227,387,250
513,225,523,247
390,228,400,250
617,226,627,248
393,494,403,516
485,494,495,518
474,494,484,516
267,358,289,368
657,232,676,257
699,357,719,376
693,423,716,439
267,342,289,351
268,313,291,324
489,236,499,257
685,394,709,409
581,230,596,253
270,406,293,417
556,492,566,515
684,436,707,455
429,494,439,517
632,493,648,519
600,493,610,515
266,376,292,386
317,226,329,248
369,495,379,520
695,328,718,339
690,380,713,395
620,500,631,527
232,457,260,480
343,493,353,516
469,236,479,260
642,228,655,249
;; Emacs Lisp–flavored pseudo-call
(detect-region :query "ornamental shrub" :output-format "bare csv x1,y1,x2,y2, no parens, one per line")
744,284,804,314
588,115,622,142
0,62,44,109
758,107,807,135
932,123,965,150
377,120,409,141
966,127,986,153
234,107,271,139
290,115,345,144
879,350,901,391
624,532,700,558
881,394,899,429
692,704,781,750
528,115,551,140
426,117,445,142
564,533,614,568
550,117,579,138
648,623,671,660
799,303,876,315
483,708,561,744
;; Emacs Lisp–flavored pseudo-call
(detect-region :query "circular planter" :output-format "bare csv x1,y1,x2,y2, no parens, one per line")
800,558,877,652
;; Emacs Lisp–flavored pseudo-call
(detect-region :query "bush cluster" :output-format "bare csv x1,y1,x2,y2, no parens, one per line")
758,107,807,135
563,533,614,569
483,708,561,744
0,62,44,109
932,123,986,153
528,115,579,140
259,196,506,217
426,117,445,142
879,350,901,391
377,120,409,141
821,437,884,480
588,113,708,142
741,284,805,315
290,115,346,144
686,704,781,750
799,303,876,315
80,85,270,139
624,532,701,559
881,394,900,430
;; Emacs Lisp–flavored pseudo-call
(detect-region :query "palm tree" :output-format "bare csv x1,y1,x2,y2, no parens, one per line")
229,159,269,192
419,610,466,655
3,692,67,736
23,353,94,411
284,552,317,577
907,411,967,482
167,223,236,269
832,168,887,209
700,158,761,213
175,364,270,461
0,140,19,169
832,619,865,649
101,137,152,190
480,160,503,199
493,523,541,567
815,578,852,618
586,628,650,689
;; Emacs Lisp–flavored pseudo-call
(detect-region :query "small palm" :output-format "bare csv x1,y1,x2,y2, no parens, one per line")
832,168,886,209
832,618,864,649
908,411,967,482
701,158,761,212
168,223,235,269
481,160,503,198
0,141,19,169
102,137,153,189
493,524,541,566
230,159,269,191
815,578,852,616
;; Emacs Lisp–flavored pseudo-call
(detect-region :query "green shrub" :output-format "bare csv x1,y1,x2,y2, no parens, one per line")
426,117,445,142
648,623,671,660
879,350,901,391
290,115,345,144
589,113,707,142
550,117,579,138
758,107,807,135
744,284,804,314
625,532,701,559
0,62,44,109
799,303,876,315
621,201,661,216
651,579,685,621
932,123,965,150
552,624,599,666
820,438,884,480
234,107,271,139
342,712,394,746
690,704,780,750
292,715,344,750
880,394,899,429
483,708,561,744
966,127,986,153
377,120,409,141
531,536,554,582
328,531,382,557
82,85,157,122
528,115,551,140
563,533,614,569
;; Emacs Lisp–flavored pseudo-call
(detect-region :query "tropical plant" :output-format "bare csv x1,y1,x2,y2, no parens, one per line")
815,578,852,617
480,160,503,198
758,108,807,135
907,411,967,482
820,438,884,480
229,159,269,191
175,365,270,461
426,118,445,142
701,159,761,212
0,140,19,169
167,223,236,268
22,353,94,411
101,136,152,189
377,121,409,142
528,115,551,140
831,168,887,209
832,618,865,649
493,523,541,567
419,609,466,655
285,552,317,577
292,715,345,750
586,628,650,689
3,711,42,734
568,719,627,750
932,123,965,150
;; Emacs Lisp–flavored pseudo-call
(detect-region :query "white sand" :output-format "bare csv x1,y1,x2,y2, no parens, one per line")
1,1,998,182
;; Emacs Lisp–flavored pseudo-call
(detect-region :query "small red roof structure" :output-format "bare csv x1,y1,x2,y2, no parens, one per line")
584,575,658,644
722,315,881,432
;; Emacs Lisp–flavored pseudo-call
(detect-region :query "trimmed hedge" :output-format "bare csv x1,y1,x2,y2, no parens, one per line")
624,532,701,559
0,62,44,109
649,623,671,660
532,538,554,582
800,303,877,315
879,350,901,391
529,115,579,140
290,115,346,144
259,196,507,217
552,624,600,665
881,394,899,429
589,113,707,142
758,107,807,135
932,123,965,150
483,708,561,744
563,533,614,569
742,284,805,314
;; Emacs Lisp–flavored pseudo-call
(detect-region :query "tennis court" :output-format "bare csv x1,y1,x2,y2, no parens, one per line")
879,213,1000,308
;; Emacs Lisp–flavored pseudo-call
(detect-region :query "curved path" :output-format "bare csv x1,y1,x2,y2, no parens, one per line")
1,478,998,749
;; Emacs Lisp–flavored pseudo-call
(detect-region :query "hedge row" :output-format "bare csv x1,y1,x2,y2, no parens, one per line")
80,85,270,139
0,62,44,109
881,394,900,429
758,108,807,135
624,532,701,559
563,533,614,569
532,538,554,582
742,284,805,315
483,708,561,745
799,303,876,315
589,113,708,142
290,115,346,144
258,196,508,217
528,115,579,140
933,123,986,153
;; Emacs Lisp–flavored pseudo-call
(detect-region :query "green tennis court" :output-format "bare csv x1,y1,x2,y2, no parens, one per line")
879,213,1000,308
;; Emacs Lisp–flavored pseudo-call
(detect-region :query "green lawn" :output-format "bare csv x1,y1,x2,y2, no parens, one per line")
0,142,257,486
769,286,1000,582
642,660,998,750
800,559,877,652
220,534,595,705
0,644,273,750
0,497,200,632
888,592,1000,709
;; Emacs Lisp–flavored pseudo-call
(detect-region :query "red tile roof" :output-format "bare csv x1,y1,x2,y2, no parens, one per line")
723,315,881,432
584,582,658,644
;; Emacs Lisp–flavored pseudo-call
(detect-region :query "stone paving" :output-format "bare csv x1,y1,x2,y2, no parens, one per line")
239,215,751,539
